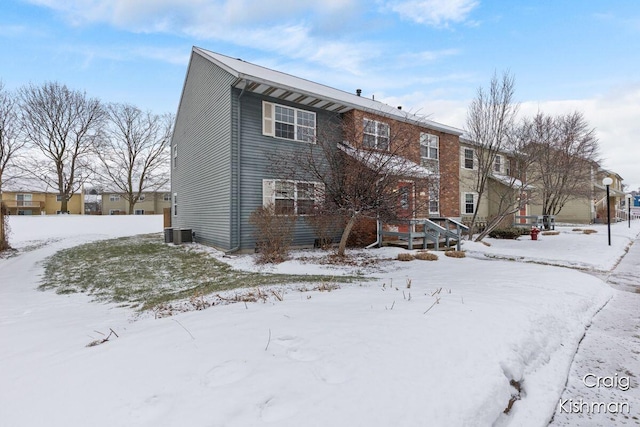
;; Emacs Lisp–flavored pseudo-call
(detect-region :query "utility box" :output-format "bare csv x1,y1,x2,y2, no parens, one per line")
164,227,173,243
173,228,193,244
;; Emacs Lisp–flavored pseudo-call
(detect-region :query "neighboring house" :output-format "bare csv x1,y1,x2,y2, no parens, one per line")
1,182,84,215
458,137,528,227
171,47,464,251
101,191,171,215
528,165,625,224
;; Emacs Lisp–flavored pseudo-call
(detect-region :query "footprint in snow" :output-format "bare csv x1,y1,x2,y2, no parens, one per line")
202,360,251,387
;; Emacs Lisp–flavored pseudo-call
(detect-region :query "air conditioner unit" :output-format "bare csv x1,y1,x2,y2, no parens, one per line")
173,228,193,244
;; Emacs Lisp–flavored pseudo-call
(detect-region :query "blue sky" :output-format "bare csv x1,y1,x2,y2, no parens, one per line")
2,0,639,189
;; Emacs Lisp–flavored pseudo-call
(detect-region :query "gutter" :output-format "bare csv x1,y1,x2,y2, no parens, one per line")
225,79,248,254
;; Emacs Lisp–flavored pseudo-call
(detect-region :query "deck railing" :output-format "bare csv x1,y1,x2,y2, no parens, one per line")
377,217,469,251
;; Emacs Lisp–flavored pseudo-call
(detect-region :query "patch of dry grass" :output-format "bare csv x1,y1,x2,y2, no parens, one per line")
415,252,438,261
397,253,415,261
444,250,466,258
541,231,560,236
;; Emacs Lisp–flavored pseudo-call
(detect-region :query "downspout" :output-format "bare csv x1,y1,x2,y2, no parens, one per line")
226,80,247,254
365,219,380,249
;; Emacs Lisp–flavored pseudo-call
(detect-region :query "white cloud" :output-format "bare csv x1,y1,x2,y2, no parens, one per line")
386,0,479,27
24,0,373,74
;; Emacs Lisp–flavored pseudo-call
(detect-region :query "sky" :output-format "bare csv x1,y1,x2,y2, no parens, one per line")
2,0,639,190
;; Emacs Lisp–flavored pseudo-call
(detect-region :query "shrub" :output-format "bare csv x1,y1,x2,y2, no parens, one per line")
249,204,297,264
305,206,344,250
541,231,559,236
444,250,466,258
415,252,438,261
397,253,415,261
488,228,525,239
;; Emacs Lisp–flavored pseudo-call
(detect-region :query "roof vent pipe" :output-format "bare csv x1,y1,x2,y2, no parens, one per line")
397,106,402,110
356,89,362,96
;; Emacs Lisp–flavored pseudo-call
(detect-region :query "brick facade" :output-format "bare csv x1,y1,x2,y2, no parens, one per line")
342,109,460,219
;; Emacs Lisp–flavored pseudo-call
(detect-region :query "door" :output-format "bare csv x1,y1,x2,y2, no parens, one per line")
397,181,414,233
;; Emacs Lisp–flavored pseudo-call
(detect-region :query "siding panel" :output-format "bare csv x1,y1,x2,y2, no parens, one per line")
171,52,235,249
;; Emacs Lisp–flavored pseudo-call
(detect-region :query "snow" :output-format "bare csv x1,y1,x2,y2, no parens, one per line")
1,215,639,426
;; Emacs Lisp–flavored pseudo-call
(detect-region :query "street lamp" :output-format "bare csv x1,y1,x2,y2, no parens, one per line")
627,193,633,228
602,177,613,246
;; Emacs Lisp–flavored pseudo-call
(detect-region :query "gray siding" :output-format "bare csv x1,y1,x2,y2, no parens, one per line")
237,92,339,250
171,52,235,248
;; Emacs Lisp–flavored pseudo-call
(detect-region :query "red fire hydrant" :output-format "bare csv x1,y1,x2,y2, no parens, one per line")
530,226,540,241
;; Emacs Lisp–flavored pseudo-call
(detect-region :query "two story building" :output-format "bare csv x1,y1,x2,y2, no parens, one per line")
101,191,171,215
171,47,464,252
1,181,84,215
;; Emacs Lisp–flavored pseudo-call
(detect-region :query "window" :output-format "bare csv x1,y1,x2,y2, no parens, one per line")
429,185,439,214
493,155,502,173
173,145,177,168
399,187,410,210
263,179,323,215
16,194,32,207
134,209,144,215
420,133,439,161
56,195,63,202
263,101,316,142
109,194,120,202
363,119,390,150
464,193,476,214
138,194,145,202
463,149,475,169
173,193,177,216
163,193,171,202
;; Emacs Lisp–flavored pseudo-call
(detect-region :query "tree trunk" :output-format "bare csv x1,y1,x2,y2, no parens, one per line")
129,199,135,215
60,198,68,214
0,202,7,250
336,214,358,257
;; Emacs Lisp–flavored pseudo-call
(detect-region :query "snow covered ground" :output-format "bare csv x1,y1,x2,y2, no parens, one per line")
0,215,638,426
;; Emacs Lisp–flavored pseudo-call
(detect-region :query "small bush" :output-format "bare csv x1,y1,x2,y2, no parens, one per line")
397,253,415,261
488,228,525,239
249,204,297,264
415,252,438,261
541,231,559,236
583,229,597,234
305,206,344,250
444,250,466,258
572,228,582,232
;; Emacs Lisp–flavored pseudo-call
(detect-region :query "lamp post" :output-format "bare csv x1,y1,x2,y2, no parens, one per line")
603,177,613,246
627,193,633,228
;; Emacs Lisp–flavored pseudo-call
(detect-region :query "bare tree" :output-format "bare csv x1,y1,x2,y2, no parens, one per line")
465,71,518,239
472,121,536,241
277,111,435,257
0,81,26,250
19,82,104,213
95,103,172,214
525,111,599,227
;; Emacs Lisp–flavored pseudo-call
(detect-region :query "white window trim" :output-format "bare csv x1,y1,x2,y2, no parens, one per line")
363,118,390,151
262,101,316,143
109,194,120,202
420,133,439,160
163,193,171,202
463,192,478,215
462,148,476,170
173,193,177,216
134,209,145,215
429,181,440,215
173,145,177,168
493,155,503,174
262,179,324,215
